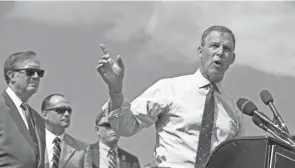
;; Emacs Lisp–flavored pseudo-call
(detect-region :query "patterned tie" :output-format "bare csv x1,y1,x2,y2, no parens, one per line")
108,148,118,168
21,103,40,163
194,84,217,168
52,137,61,168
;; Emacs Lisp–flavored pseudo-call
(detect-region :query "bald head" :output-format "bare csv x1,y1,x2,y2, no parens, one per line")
41,93,72,135
41,93,65,112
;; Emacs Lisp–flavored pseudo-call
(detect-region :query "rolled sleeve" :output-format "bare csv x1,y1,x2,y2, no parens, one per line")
102,79,172,137
103,97,131,119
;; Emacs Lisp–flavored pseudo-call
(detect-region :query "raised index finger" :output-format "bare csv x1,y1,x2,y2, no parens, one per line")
100,44,109,55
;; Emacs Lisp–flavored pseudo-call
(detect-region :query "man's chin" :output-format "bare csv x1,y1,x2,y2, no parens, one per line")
208,71,224,82
108,137,119,143
61,122,70,128
26,86,38,93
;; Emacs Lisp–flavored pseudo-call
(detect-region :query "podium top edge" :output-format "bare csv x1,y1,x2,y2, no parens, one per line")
210,136,272,154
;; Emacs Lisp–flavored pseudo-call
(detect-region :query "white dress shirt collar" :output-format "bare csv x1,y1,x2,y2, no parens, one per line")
193,69,222,91
6,87,24,107
99,141,118,157
46,129,65,145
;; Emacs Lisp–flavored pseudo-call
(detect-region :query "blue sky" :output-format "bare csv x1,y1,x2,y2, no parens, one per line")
1,1,295,166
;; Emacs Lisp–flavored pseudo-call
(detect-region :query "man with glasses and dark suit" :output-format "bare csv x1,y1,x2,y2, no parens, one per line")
0,51,46,168
89,111,140,168
41,93,92,168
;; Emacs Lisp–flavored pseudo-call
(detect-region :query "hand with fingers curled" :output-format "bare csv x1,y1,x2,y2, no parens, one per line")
96,44,125,95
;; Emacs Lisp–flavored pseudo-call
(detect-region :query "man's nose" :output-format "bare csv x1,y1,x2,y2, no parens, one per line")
216,46,224,57
64,110,71,116
30,71,41,80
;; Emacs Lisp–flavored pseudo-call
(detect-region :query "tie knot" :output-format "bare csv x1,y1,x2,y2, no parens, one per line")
108,148,116,156
53,137,61,144
21,102,29,111
208,83,219,93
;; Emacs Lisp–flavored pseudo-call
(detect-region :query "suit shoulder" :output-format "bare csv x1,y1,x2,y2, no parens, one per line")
66,134,88,150
0,93,8,106
0,93,5,103
0,93,10,115
32,109,44,120
89,142,99,150
118,148,139,162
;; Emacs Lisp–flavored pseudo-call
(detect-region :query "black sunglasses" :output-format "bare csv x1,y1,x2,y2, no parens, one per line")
98,122,112,128
13,68,45,78
45,107,72,115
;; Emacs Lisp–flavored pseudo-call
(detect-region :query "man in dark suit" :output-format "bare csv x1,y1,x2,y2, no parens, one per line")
0,51,46,167
89,112,140,168
41,93,92,168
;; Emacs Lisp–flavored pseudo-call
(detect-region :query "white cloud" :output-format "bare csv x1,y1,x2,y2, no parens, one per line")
6,1,295,78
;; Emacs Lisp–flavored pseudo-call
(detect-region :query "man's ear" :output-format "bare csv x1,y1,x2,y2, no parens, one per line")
7,70,15,82
230,53,236,64
197,46,203,59
42,111,48,119
95,126,99,132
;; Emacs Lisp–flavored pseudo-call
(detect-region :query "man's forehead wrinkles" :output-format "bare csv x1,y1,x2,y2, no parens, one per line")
206,31,233,44
209,38,231,44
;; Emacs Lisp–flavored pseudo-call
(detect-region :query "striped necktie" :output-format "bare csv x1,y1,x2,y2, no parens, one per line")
21,103,40,162
108,148,118,168
52,137,61,168
194,83,217,168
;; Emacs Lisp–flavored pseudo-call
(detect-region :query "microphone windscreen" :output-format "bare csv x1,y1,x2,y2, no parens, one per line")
260,90,274,105
237,98,258,116
252,115,263,127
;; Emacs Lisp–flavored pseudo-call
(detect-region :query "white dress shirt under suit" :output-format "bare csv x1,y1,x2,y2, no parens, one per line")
98,142,120,168
45,129,65,168
104,69,244,168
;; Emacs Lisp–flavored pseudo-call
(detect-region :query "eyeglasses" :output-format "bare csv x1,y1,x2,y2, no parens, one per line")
13,68,45,78
98,122,112,128
45,107,72,115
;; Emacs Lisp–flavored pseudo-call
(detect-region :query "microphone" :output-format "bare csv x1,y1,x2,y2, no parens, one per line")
236,98,295,146
252,114,294,147
260,90,289,133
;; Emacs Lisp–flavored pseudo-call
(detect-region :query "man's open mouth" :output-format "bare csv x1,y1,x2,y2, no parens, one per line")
213,60,222,66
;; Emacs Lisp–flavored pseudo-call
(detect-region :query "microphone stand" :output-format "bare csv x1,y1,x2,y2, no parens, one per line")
270,116,295,146
268,127,295,150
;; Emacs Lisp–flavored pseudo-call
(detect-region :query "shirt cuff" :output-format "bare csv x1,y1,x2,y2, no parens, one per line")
102,96,131,119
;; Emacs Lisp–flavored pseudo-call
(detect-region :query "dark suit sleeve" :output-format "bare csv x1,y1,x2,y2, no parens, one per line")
84,145,93,168
133,157,140,168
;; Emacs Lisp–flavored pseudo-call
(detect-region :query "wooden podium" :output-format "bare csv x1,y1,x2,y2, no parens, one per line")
205,136,295,168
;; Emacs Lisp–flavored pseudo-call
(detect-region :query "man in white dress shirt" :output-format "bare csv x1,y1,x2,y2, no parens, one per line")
41,93,92,168
96,25,244,168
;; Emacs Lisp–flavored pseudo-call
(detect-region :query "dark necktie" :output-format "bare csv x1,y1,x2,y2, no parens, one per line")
108,148,118,168
52,137,61,168
21,103,40,163
194,84,217,168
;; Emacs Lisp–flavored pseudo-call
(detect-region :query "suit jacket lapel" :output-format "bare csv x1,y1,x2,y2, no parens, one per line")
2,92,36,151
118,148,130,168
59,133,75,168
31,108,46,168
